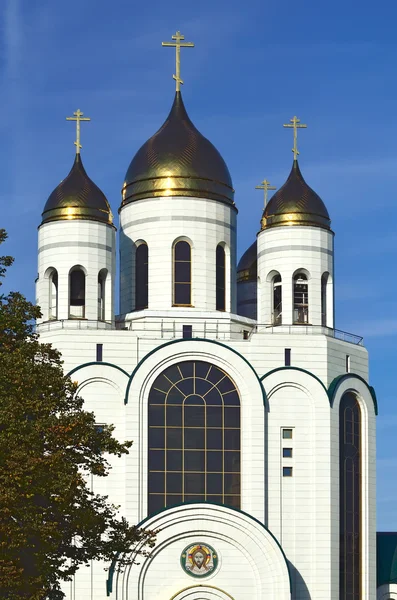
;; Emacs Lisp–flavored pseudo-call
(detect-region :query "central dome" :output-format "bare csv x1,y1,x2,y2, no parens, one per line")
121,92,234,207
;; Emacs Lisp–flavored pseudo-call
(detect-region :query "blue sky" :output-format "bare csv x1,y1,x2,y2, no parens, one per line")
1,0,397,528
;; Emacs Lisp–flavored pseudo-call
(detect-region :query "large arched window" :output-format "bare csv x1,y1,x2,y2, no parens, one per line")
321,272,329,327
98,269,107,320
135,243,148,310
173,240,192,306
272,273,282,325
48,269,58,320
69,267,85,319
216,244,226,311
340,392,361,600
148,360,240,514
293,272,309,324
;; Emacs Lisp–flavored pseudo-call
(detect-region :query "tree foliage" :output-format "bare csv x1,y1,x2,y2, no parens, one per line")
0,230,155,599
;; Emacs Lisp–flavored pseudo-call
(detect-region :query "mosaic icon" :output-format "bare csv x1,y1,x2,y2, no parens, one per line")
180,543,218,578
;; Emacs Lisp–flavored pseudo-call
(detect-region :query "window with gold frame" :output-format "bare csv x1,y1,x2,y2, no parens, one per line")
173,240,192,306
135,242,148,310
216,244,226,311
339,392,361,600
148,360,241,514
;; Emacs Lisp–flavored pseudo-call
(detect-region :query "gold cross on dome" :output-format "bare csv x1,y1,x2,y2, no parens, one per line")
283,116,307,160
255,179,277,208
162,30,194,92
66,109,91,154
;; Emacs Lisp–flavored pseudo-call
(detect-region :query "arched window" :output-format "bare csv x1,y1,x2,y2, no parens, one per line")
216,244,226,311
135,243,148,310
272,274,282,325
98,269,107,320
173,241,191,306
339,392,361,600
148,360,240,514
321,272,329,327
48,269,58,320
293,272,309,324
69,267,85,319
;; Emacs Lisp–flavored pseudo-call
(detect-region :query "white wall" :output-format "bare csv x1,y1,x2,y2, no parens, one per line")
119,196,237,315
37,220,116,323
257,225,334,327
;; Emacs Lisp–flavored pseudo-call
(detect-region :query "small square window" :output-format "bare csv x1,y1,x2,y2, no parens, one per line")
282,429,293,439
283,447,293,458
283,466,293,477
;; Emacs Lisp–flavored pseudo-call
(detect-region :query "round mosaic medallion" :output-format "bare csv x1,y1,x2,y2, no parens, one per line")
180,543,219,578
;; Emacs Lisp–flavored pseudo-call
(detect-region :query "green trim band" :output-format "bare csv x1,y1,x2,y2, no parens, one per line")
328,373,378,415
106,501,292,595
260,366,328,397
67,361,130,379
124,338,267,408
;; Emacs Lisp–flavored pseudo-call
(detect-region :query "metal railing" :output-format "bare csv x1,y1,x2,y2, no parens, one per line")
36,318,364,346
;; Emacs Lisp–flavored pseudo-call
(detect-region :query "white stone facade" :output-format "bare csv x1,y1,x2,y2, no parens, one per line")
36,166,377,600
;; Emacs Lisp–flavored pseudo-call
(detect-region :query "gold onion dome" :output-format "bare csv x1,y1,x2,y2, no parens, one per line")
237,241,257,283
121,91,234,207
261,160,331,230
41,154,113,225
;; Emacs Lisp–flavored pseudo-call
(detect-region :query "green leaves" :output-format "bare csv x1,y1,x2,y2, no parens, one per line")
0,232,155,600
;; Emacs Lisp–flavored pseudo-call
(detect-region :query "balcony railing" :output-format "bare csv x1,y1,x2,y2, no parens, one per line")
36,318,364,346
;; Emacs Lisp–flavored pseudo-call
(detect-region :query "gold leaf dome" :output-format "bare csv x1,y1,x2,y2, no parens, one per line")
41,154,113,225
237,241,257,283
261,160,331,230
121,91,235,207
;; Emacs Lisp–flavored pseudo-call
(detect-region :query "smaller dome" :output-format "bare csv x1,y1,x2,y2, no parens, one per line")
261,160,331,231
237,240,257,283
41,154,113,225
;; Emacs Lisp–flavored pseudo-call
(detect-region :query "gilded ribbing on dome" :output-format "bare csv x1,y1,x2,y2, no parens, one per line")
41,154,113,225
121,92,234,207
261,160,331,230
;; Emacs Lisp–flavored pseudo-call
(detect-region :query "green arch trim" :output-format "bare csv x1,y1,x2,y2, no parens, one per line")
260,366,328,397
328,373,378,415
124,338,267,408
67,361,130,380
106,501,292,595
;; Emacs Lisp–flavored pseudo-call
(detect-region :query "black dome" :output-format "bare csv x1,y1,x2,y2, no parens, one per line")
261,160,331,230
41,154,112,225
237,241,257,282
121,92,234,207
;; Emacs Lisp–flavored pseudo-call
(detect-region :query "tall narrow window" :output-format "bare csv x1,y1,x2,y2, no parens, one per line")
321,272,329,327
293,272,309,324
148,360,240,514
49,269,58,320
69,267,85,319
97,269,107,320
216,244,226,311
272,274,282,325
340,392,361,600
173,241,191,306
135,243,148,310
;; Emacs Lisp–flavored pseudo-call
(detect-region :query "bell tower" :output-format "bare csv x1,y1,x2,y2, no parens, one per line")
36,110,116,326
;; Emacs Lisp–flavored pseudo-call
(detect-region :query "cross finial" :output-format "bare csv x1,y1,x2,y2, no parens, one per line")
283,116,307,160
255,179,277,208
162,30,194,92
66,109,91,154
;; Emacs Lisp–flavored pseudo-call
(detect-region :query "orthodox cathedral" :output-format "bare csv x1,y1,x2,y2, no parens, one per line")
35,31,397,600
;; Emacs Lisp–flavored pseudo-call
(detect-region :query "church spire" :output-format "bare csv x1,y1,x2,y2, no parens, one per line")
66,109,91,155
162,30,194,92
283,115,307,160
